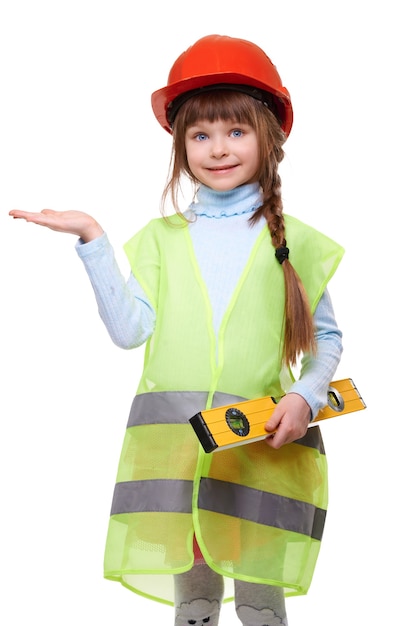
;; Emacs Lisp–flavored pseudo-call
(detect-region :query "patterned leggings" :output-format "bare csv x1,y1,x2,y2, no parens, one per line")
174,562,288,626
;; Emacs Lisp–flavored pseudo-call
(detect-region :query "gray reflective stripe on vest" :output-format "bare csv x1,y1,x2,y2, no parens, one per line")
111,479,193,515
295,426,326,454
110,478,325,541
126,390,326,454
199,478,326,541
126,390,247,427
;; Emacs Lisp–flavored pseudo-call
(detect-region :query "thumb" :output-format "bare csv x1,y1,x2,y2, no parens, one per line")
41,209,57,215
264,408,283,433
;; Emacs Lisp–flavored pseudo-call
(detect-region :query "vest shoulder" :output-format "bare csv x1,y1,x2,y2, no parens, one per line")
284,214,344,253
124,214,188,250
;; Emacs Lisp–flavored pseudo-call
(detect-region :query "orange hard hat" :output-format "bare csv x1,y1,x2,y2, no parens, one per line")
151,34,293,136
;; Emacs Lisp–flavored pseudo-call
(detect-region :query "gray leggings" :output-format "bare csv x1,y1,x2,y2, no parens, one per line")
174,562,287,626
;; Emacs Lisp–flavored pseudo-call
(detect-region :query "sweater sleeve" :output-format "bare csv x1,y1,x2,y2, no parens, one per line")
288,289,343,419
75,232,155,348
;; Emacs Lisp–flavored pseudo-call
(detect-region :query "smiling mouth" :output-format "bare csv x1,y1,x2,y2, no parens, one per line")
208,164,237,171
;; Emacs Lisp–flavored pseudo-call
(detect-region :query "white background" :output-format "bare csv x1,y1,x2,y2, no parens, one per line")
1,1,405,624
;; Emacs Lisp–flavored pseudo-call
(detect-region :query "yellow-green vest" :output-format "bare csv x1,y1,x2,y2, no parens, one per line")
103,214,344,605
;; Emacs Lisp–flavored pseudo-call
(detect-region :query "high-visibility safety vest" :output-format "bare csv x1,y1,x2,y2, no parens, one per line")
103,213,344,605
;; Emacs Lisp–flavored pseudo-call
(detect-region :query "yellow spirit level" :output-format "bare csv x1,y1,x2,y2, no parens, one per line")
189,378,366,453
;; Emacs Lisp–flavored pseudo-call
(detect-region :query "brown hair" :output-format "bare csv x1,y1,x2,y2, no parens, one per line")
161,90,316,367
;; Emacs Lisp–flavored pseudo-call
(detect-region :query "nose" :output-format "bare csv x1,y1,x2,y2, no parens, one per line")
210,136,229,159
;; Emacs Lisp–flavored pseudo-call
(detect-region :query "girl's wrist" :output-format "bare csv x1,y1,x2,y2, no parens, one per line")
80,221,104,242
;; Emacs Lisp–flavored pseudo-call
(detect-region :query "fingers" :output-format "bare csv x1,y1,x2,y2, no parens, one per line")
264,409,283,438
264,413,285,449
265,418,309,449
9,208,104,240
265,427,288,450
265,424,299,449
264,393,311,449
9,209,48,223
9,209,28,219
9,208,67,233
10,208,53,217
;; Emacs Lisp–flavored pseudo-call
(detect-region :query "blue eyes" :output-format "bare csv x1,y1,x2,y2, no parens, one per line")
195,129,243,141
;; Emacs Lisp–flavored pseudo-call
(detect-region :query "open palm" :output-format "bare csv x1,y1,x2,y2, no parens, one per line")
9,208,104,242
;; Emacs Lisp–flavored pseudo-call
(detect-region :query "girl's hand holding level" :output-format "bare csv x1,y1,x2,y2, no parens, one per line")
264,392,311,449
9,208,104,243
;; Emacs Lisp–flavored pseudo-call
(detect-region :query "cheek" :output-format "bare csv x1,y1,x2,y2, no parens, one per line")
248,149,260,172
185,142,196,163
184,151,201,180
185,145,203,170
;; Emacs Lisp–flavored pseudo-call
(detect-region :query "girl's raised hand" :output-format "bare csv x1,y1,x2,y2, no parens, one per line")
9,209,104,243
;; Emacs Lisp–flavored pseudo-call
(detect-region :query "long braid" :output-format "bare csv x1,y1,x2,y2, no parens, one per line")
253,115,316,367
261,183,316,367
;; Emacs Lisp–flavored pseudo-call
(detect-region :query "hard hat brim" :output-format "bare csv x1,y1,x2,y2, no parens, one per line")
151,72,293,136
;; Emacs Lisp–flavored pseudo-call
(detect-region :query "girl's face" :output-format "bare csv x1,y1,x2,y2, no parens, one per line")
184,118,260,192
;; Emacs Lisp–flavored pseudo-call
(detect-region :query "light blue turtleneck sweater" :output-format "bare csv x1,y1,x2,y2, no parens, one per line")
76,183,342,417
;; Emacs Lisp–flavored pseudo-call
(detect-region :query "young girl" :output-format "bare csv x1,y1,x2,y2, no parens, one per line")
10,34,344,626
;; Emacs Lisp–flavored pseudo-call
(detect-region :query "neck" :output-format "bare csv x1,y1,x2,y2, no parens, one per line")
188,183,262,218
